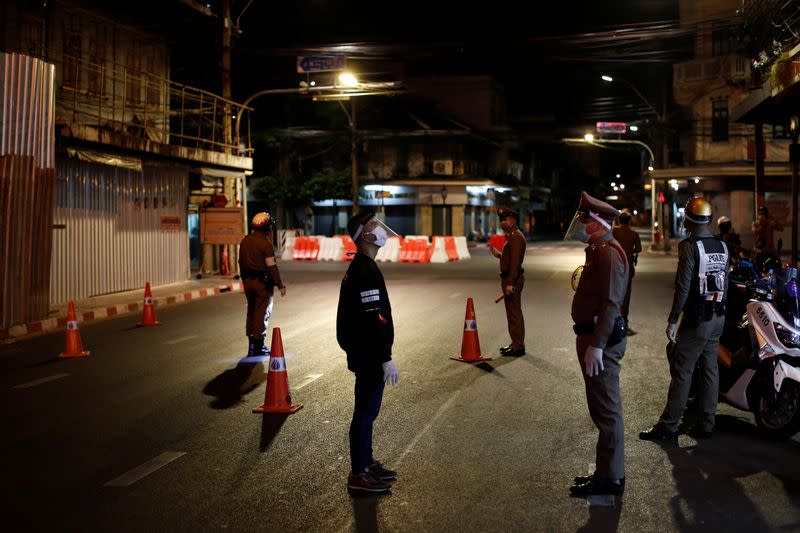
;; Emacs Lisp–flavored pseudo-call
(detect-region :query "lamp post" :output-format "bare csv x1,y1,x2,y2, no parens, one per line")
440,186,448,235
790,115,799,267
563,136,668,250
600,74,670,249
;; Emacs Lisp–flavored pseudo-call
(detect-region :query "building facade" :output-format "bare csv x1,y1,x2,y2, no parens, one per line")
659,0,793,248
0,1,253,329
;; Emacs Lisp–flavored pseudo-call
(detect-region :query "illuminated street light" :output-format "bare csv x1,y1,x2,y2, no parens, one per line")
584,133,594,142
611,182,616,187
601,75,614,82
338,72,359,87
629,125,639,132
648,164,655,171
620,184,625,190
616,173,621,178
694,177,700,184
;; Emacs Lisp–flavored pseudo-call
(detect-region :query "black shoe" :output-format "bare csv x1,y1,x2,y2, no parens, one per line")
503,347,526,357
639,424,678,442
367,461,396,482
686,425,713,439
573,473,625,490
499,345,513,354
569,477,624,497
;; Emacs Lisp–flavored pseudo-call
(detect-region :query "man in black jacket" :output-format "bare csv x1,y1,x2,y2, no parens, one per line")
337,211,400,494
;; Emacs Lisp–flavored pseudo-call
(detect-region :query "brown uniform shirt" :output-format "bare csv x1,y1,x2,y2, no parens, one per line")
571,237,628,348
238,231,274,273
500,228,526,286
612,225,642,264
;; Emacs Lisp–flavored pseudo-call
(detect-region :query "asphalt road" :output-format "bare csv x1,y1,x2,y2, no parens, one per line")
3,243,800,532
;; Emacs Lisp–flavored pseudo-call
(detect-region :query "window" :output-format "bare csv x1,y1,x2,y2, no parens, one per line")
712,99,729,142
712,25,732,57
63,32,82,89
773,123,792,139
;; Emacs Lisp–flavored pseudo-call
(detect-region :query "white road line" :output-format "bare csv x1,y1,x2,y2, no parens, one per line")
164,335,198,345
104,451,186,487
294,373,323,390
13,373,70,389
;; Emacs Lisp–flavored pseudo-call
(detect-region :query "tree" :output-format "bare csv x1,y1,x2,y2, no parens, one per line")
302,170,352,202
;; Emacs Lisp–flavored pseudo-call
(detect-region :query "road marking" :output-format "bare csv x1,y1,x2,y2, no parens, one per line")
294,373,323,390
395,390,461,466
449,292,462,299
164,335,198,345
104,451,186,487
13,373,70,389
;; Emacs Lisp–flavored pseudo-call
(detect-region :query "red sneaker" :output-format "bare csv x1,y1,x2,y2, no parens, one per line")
347,471,390,494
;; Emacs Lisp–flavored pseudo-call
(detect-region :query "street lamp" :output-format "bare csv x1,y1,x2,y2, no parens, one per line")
584,133,594,142
600,74,662,122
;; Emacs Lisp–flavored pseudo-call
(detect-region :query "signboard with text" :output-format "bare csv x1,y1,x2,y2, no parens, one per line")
296,55,346,73
200,208,245,244
596,122,627,134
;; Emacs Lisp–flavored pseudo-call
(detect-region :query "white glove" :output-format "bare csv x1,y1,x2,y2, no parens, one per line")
584,346,604,377
382,360,399,386
666,322,677,342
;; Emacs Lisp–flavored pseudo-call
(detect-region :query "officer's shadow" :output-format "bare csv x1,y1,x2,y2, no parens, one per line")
202,357,266,409
349,493,385,533
655,415,787,532
576,498,623,533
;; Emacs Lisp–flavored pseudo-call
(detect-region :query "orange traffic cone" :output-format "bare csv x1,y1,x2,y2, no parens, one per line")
253,327,303,414
451,297,492,363
59,301,90,358
137,282,161,327
220,245,230,276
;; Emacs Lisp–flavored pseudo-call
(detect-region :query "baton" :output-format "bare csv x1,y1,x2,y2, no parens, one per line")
494,293,506,303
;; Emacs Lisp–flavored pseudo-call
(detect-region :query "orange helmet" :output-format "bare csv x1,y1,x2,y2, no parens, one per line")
251,212,273,229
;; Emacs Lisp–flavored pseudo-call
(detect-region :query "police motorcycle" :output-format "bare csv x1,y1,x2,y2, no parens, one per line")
713,260,800,438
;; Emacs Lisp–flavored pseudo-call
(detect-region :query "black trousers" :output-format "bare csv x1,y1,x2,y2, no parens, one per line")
349,368,385,473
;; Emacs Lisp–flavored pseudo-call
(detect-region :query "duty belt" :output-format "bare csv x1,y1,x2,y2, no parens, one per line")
242,269,267,280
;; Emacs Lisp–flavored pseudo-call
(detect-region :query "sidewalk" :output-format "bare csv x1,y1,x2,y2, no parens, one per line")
1,277,243,342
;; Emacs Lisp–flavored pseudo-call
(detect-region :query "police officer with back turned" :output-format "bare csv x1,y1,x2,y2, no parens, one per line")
238,212,286,357
565,192,628,498
640,197,729,442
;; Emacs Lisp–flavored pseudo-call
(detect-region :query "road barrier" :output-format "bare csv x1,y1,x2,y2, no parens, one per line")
285,234,469,263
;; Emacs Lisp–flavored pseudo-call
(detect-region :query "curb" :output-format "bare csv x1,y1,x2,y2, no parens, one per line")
1,281,243,341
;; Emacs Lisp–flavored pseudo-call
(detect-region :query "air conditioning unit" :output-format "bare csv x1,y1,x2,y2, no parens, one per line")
433,160,453,175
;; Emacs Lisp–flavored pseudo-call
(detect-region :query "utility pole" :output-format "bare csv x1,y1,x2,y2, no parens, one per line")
348,99,359,214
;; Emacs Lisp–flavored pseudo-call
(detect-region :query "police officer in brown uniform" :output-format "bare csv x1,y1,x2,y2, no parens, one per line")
238,212,287,357
612,210,642,329
490,206,526,357
566,192,628,497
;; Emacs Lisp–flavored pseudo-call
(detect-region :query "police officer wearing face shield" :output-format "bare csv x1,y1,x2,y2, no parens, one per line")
238,212,287,357
640,197,729,442
337,212,400,495
566,192,629,497
489,206,527,356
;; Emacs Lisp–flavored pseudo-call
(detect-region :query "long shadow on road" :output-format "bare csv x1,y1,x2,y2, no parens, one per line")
654,414,800,531
203,357,266,409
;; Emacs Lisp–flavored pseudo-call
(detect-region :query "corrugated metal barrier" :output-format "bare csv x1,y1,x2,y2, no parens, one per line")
50,159,189,304
0,53,56,329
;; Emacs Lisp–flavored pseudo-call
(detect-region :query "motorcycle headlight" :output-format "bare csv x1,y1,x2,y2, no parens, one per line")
775,323,800,349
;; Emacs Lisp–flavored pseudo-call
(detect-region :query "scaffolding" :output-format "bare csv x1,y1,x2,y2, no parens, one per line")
55,53,252,157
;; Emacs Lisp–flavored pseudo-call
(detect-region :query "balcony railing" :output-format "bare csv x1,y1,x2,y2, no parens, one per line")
674,54,749,84
55,53,252,157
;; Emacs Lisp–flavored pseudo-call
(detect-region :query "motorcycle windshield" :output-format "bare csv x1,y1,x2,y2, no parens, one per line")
777,268,800,328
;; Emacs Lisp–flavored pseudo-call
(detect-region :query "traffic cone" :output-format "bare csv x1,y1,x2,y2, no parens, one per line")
253,327,303,414
137,282,161,327
450,297,492,363
220,245,230,275
59,301,90,358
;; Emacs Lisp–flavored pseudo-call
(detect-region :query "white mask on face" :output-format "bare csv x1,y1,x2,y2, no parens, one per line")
368,225,388,247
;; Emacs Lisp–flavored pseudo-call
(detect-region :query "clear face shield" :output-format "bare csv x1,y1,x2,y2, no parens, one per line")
563,210,611,243
353,215,399,247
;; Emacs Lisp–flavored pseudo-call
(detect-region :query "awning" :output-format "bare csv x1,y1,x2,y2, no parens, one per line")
194,167,246,179
66,148,142,171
